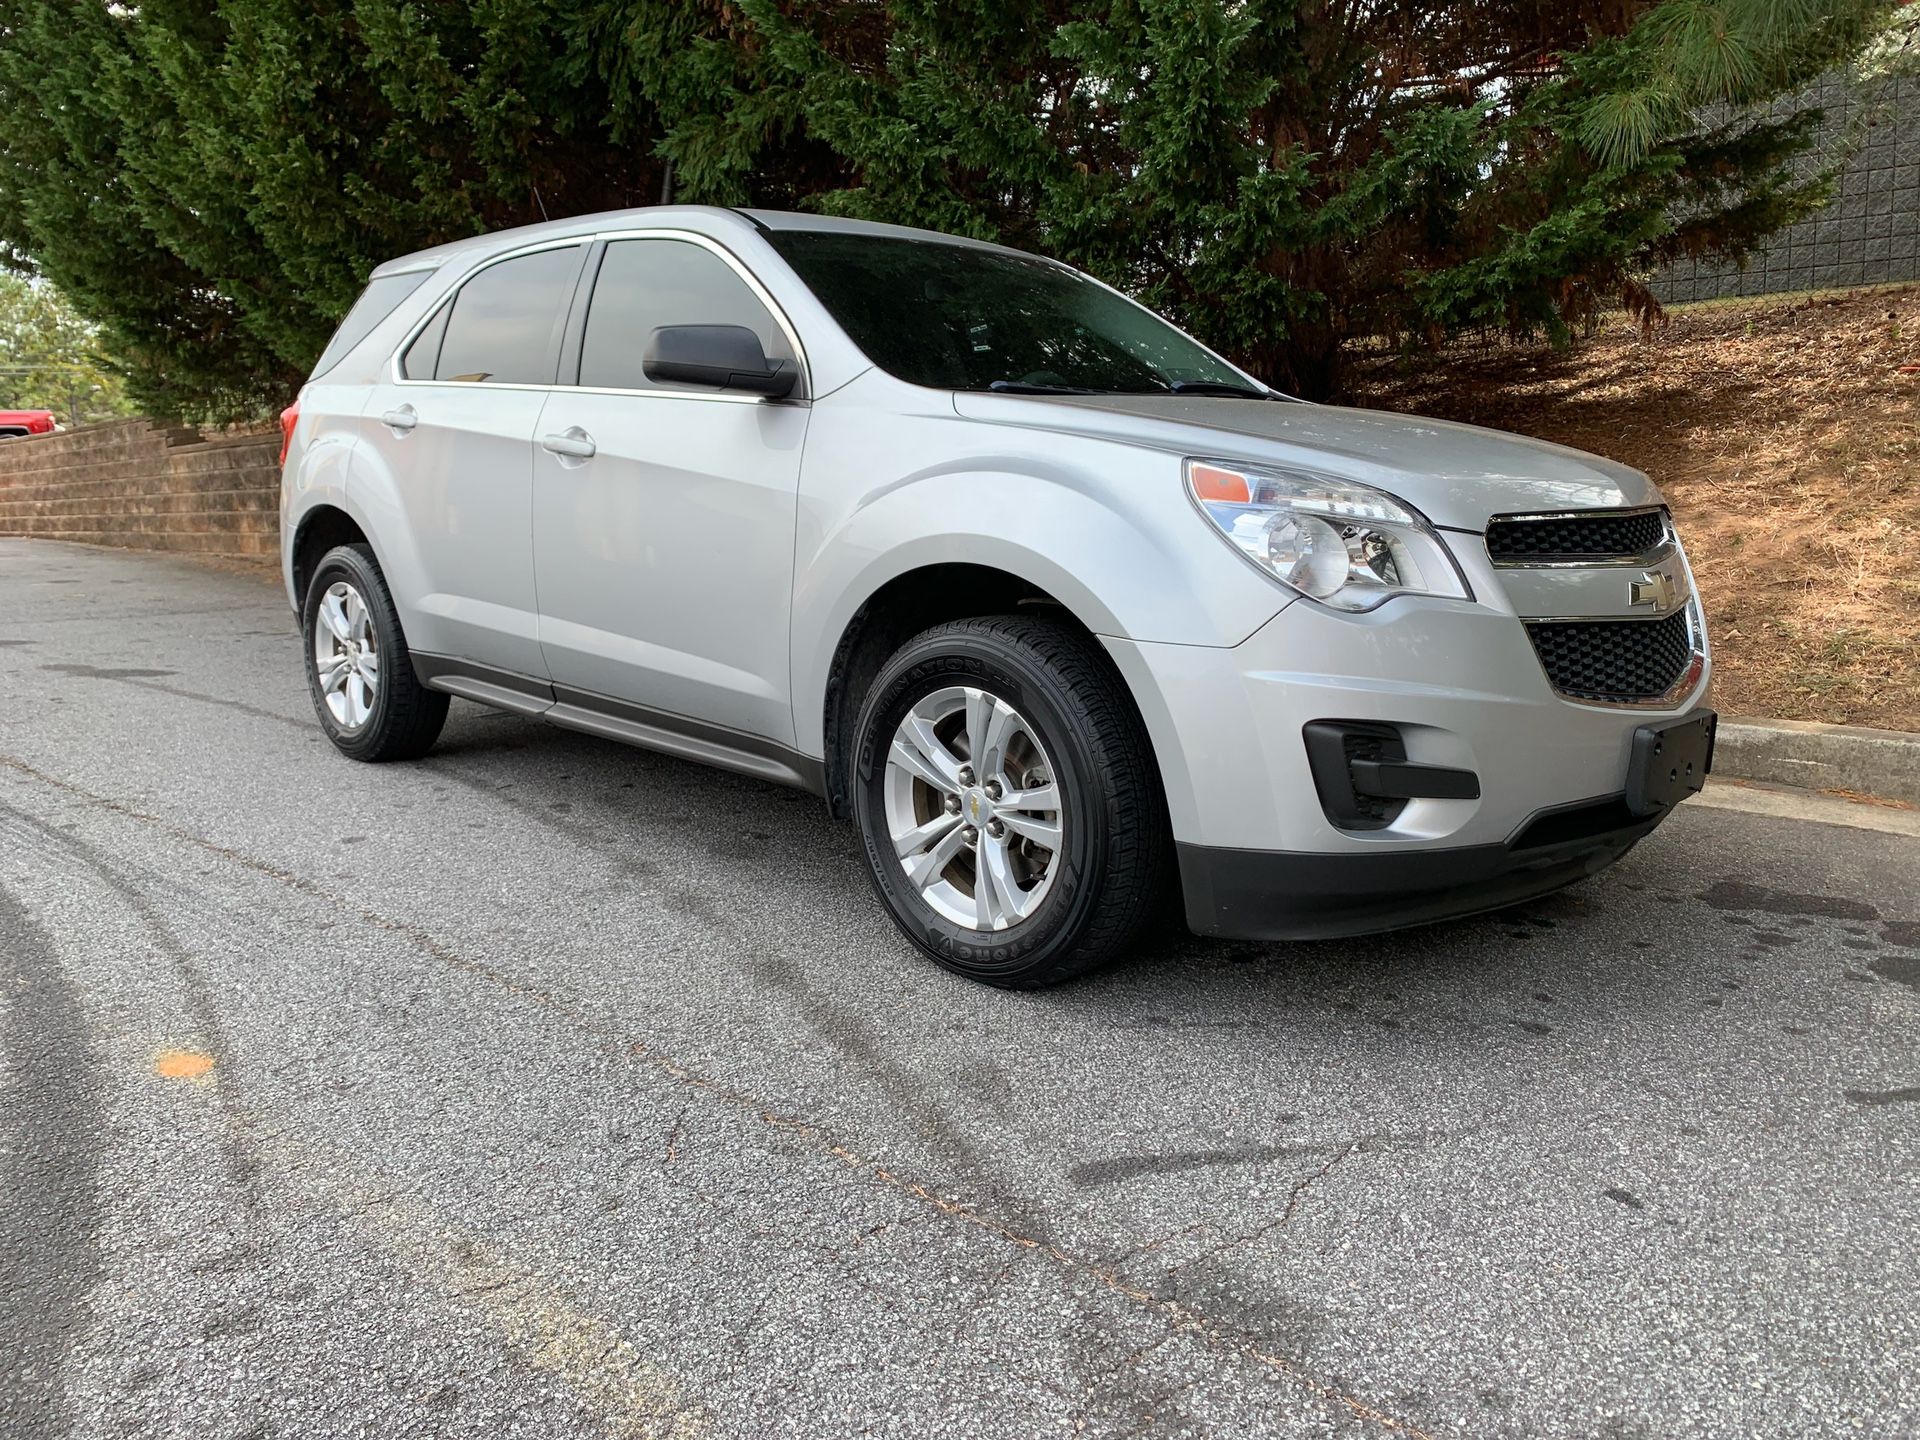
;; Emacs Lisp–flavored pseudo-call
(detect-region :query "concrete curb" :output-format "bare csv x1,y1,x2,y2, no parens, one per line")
1713,717,1920,807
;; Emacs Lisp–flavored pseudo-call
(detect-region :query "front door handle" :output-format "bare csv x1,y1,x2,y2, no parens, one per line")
540,427,596,461
380,405,418,434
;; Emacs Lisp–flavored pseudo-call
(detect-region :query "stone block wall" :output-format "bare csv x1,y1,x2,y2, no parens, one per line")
1653,72,1919,304
0,419,281,561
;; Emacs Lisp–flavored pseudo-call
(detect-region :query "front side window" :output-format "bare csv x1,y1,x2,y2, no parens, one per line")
764,231,1254,395
578,239,792,391
430,244,584,385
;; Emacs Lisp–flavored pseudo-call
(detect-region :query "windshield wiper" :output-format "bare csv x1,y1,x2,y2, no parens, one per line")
986,380,1107,395
1165,379,1275,399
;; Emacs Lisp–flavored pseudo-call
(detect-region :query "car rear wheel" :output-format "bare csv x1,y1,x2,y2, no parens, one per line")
302,543,448,762
851,615,1167,987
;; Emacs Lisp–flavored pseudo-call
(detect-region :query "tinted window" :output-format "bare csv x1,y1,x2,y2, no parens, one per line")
435,245,583,385
311,270,431,378
579,239,791,391
765,231,1251,395
401,302,451,381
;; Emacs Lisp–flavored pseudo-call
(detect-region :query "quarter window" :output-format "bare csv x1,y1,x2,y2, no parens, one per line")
401,302,451,381
312,270,432,379
578,239,792,391
431,245,584,386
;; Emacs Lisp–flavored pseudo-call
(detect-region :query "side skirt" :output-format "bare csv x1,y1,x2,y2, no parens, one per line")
410,652,826,797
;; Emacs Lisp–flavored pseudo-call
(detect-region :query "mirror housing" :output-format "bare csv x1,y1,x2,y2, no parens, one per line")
642,324,797,398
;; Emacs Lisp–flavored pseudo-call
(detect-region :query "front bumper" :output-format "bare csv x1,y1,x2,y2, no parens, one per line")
1099,542,1712,938
1176,793,1664,941
1102,575,1711,856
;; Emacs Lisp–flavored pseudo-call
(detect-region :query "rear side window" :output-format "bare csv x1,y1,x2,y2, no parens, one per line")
578,239,791,391
433,245,585,386
310,270,432,378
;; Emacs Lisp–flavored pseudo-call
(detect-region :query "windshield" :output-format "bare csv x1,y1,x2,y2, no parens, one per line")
765,231,1260,395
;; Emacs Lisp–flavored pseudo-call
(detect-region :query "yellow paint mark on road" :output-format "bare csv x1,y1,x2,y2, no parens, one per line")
154,1049,215,1080
260,1133,705,1439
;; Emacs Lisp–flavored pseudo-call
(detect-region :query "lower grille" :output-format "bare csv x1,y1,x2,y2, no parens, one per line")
1524,609,1695,703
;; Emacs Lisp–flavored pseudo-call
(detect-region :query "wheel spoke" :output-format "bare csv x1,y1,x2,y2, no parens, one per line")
894,810,962,861
319,655,351,694
904,823,969,890
888,738,950,794
964,688,1015,777
896,715,963,790
321,591,352,641
974,856,998,929
995,782,1057,813
977,835,1022,929
996,810,1061,849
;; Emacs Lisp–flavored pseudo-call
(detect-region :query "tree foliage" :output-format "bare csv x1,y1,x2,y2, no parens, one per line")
0,1,1905,414
0,273,132,422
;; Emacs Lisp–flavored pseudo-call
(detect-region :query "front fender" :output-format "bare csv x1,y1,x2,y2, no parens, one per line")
789,401,1289,756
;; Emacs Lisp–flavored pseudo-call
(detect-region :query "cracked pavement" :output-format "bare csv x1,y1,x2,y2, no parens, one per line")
1,538,1916,1439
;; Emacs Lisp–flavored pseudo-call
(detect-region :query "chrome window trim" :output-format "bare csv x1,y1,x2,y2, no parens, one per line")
587,227,811,398
1486,505,1675,569
386,228,811,404
388,235,589,389
1523,600,1709,712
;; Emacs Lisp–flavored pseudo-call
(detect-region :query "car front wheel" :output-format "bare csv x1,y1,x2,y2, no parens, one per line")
851,615,1167,987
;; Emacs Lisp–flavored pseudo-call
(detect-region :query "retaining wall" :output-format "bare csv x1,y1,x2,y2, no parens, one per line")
1653,71,1920,304
0,419,280,561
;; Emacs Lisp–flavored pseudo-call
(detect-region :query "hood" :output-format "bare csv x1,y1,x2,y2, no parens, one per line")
949,393,1658,531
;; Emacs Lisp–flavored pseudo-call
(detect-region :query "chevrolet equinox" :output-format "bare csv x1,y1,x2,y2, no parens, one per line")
280,207,1715,987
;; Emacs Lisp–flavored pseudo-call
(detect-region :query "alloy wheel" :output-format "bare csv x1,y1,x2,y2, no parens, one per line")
883,685,1065,931
313,580,380,730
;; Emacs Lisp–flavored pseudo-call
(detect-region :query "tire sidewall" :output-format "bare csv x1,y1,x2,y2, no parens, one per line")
302,546,399,760
853,628,1111,983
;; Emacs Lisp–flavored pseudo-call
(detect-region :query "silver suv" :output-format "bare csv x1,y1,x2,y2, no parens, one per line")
281,207,1714,987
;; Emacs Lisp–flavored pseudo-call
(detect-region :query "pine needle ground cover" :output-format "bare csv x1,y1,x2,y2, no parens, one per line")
1354,285,1920,731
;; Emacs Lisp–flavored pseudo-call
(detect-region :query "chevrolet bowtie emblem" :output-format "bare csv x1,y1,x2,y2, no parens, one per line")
1628,570,1680,612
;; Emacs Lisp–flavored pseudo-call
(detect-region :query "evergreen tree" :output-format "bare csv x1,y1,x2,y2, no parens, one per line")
0,1,1906,415
654,0,1906,397
0,0,665,416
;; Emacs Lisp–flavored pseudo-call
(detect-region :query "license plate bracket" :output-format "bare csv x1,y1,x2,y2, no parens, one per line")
1626,711,1716,817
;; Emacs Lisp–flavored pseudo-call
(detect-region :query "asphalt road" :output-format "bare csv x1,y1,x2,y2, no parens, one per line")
1,537,1916,1440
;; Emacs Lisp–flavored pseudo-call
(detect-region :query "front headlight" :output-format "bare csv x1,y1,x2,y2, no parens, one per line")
1185,459,1471,613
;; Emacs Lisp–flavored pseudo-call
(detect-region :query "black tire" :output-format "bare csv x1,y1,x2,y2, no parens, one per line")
851,615,1169,987
301,543,448,762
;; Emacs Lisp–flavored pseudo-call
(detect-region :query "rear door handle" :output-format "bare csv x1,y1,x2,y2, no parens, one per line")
540,427,596,460
380,406,418,433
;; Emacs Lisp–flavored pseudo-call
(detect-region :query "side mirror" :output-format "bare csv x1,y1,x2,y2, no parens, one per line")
642,324,797,398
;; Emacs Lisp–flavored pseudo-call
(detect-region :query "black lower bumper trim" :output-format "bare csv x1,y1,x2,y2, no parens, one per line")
1178,797,1667,941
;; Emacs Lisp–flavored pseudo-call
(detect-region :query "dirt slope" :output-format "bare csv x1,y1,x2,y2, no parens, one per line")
1355,286,1920,730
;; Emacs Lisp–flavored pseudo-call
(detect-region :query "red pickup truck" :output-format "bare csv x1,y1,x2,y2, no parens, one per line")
0,409,60,439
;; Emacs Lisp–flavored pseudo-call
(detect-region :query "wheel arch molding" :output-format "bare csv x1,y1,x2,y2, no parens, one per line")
288,502,375,610
811,554,1152,822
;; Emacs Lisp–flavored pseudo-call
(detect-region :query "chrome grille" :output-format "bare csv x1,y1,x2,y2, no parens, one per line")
1488,509,1667,563
1523,610,1695,703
